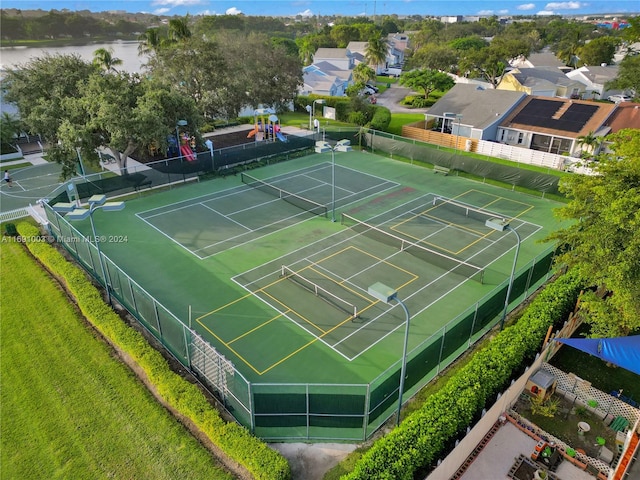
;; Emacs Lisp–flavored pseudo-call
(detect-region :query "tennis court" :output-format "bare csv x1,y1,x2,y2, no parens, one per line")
0,163,63,212
45,150,560,439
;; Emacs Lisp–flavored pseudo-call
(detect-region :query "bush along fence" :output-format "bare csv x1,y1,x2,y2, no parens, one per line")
15,222,291,480
342,270,583,480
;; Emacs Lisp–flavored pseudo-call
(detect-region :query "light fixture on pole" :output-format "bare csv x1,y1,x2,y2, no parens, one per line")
305,105,312,130
328,140,352,222
176,119,187,160
368,282,411,427
485,218,521,330
312,99,325,124
54,194,125,306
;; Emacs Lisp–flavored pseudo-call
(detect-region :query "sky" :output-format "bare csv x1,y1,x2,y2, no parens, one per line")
2,1,638,19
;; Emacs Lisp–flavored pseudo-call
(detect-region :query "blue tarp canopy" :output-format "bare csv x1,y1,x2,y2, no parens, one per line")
554,336,640,376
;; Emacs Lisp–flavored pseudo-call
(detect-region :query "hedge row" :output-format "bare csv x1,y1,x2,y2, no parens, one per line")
16,222,290,480
343,270,582,480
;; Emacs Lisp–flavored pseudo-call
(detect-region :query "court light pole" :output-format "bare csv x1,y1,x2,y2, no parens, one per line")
485,218,521,330
305,105,312,130
55,195,125,306
368,282,410,427
329,140,352,222
176,119,187,160
312,99,325,125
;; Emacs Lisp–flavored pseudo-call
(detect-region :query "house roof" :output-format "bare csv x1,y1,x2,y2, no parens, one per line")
500,96,617,137
314,48,351,60
346,42,368,55
567,65,619,86
510,67,580,89
427,84,526,130
511,49,566,69
603,102,640,133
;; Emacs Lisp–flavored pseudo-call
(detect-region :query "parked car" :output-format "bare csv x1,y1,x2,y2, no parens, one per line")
359,86,376,96
366,83,379,93
382,67,402,77
607,94,632,103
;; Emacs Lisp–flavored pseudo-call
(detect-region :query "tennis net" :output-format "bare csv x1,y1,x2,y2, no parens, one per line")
341,213,485,283
241,172,327,217
431,196,502,223
281,265,358,320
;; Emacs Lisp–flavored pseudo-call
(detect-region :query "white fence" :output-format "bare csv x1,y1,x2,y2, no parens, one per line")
475,140,569,170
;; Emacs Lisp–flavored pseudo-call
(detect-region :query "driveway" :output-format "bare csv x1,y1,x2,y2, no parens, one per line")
374,82,428,114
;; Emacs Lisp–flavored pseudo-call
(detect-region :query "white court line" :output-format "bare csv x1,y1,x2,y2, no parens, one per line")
233,193,541,361
200,202,252,231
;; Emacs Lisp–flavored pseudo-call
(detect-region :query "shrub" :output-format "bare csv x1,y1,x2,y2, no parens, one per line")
343,270,582,479
16,222,291,480
369,107,391,131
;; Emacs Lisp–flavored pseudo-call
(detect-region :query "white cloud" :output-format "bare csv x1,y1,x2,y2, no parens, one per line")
545,1,583,9
153,7,171,14
517,3,536,10
498,9,509,14
297,9,314,17
478,10,494,15
151,0,205,6
537,10,556,15
226,7,242,15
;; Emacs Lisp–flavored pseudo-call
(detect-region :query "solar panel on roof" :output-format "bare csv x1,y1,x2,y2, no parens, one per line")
511,99,598,133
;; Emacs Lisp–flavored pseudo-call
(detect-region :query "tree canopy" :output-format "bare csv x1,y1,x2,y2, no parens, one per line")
546,129,640,337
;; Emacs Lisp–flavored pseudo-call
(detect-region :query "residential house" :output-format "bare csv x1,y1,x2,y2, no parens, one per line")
346,41,368,67
386,33,410,66
425,84,527,141
498,67,587,99
497,96,617,156
565,65,620,100
311,48,354,71
301,62,351,97
510,48,570,72
600,102,640,153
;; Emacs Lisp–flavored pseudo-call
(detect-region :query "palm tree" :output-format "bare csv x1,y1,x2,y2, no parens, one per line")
365,35,388,74
92,48,123,72
138,28,163,55
576,131,603,156
352,63,376,85
168,17,192,43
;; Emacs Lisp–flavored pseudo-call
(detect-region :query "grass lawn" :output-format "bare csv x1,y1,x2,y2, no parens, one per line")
387,113,424,135
550,342,640,402
0,239,235,480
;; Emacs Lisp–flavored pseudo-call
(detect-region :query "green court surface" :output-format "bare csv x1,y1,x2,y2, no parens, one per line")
46,151,564,438
0,162,63,213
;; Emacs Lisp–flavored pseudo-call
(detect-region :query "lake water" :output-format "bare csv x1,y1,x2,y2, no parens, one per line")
0,41,147,73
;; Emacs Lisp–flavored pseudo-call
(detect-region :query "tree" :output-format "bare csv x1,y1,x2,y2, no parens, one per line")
576,131,603,157
577,36,618,66
399,69,454,99
0,112,22,149
410,43,458,72
459,38,530,88
365,35,388,72
545,129,640,337
352,63,376,85
138,27,164,55
606,55,640,99
3,54,97,142
92,47,123,72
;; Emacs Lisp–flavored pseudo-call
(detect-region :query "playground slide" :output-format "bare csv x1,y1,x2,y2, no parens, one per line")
247,129,257,138
276,132,287,143
180,145,196,161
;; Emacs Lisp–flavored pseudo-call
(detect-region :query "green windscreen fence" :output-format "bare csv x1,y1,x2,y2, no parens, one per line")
365,130,561,195
44,190,556,442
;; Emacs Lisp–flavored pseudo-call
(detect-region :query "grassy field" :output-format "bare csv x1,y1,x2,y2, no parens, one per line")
0,238,235,480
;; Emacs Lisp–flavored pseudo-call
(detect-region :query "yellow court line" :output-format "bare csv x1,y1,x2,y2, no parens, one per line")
227,313,284,344
196,319,264,375
261,290,328,334
304,265,370,302
348,245,420,280
196,245,422,376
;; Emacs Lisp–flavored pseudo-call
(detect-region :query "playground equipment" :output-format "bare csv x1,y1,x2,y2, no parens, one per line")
248,109,287,142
